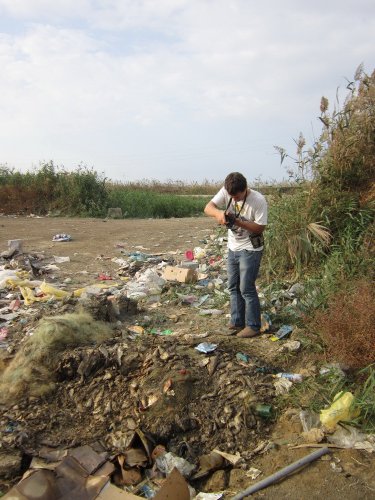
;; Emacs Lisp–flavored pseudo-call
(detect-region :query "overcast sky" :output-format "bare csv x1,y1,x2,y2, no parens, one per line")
0,1,374,183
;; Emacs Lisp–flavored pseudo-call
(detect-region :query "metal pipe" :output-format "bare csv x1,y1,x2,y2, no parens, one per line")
231,447,330,499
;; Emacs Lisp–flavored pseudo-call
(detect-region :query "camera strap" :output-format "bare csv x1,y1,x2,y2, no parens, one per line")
226,196,246,217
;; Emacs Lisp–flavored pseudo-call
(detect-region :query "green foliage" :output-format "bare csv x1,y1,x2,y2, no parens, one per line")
320,204,374,295
54,165,108,216
354,364,375,432
268,66,375,283
277,364,375,433
107,187,208,218
316,68,375,195
109,178,223,195
1,163,294,218
277,372,350,415
0,161,108,216
264,189,331,277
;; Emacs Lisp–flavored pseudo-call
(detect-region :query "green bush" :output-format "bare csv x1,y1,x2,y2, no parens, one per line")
0,162,108,216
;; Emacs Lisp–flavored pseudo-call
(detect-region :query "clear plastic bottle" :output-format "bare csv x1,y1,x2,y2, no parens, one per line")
275,372,303,383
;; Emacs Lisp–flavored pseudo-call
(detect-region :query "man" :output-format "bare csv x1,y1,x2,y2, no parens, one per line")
204,172,267,338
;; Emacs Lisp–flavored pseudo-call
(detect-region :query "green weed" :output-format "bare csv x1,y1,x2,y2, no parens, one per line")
353,364,375,432
277,372,350,415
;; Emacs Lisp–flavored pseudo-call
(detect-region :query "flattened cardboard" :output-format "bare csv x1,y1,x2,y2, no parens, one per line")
3,455,190,500
68,445,106,474
97,483,142,499
2,469,59,500
154,467,190,500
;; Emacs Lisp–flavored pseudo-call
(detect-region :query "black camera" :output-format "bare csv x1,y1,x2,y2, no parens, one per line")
224,212,236,229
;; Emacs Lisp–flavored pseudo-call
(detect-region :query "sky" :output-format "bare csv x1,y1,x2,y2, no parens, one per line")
0,1,374,184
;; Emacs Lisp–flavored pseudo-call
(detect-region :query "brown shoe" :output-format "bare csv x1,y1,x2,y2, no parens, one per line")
227,324,244,335
228,323,245,331
236,327,260,338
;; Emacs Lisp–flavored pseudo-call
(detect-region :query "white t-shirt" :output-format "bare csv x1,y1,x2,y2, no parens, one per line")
211,187,268,251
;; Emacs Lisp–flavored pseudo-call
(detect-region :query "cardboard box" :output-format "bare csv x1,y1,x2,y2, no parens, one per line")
162,266,197,284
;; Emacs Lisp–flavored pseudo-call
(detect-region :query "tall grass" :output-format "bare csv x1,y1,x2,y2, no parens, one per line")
267,66,374,281
108,178,223,195
354,364,375,432
0,162,291,218
264,189,332,277
267,66,375,419
0,163,211,217
107,187,208,218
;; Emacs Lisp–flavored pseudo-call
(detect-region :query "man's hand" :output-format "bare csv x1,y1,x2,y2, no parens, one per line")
204,201,227,225
216,211,227,225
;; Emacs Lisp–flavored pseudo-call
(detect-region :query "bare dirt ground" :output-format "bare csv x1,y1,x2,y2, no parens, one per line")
0,216,216,283
0,216,374,499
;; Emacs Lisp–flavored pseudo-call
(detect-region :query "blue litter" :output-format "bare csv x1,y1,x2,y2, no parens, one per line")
236,352,250,363
197,279,210,286
275,325,293,339
260,312,272,333
139,484,155,498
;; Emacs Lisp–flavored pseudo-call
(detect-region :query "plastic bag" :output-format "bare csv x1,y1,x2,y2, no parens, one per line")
40,282,70,299
193,247,206,259
0,270,18,288
155,452,195,477
320,391,360,430
299,410,320,432
328,425,365,448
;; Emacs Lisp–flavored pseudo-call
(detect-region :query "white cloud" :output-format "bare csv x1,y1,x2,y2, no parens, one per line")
0,1,374,180
0,0,92,20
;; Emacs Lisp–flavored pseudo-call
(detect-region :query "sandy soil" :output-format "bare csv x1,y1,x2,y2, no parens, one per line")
0,216,374,499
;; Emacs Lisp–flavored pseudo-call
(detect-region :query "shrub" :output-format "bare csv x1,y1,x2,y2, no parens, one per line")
312,280,375,369
0,162,108,216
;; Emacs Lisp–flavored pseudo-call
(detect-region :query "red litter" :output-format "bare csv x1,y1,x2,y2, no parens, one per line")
185,250,194,261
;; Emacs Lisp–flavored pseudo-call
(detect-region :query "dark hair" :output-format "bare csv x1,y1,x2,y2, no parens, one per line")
224,172,247,195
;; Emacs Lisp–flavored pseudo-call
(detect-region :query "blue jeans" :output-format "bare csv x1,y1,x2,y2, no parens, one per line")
227,249,263,331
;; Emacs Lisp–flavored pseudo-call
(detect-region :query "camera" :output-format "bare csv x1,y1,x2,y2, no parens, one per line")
224,212,236,229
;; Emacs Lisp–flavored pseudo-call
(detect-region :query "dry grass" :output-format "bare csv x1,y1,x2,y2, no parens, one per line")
312,280,375,369
0,312,112,403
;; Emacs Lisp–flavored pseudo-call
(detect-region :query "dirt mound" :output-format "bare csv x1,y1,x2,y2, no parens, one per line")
1,330,278,460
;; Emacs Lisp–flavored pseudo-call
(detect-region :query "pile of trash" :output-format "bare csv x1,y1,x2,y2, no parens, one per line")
1,233,374,498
